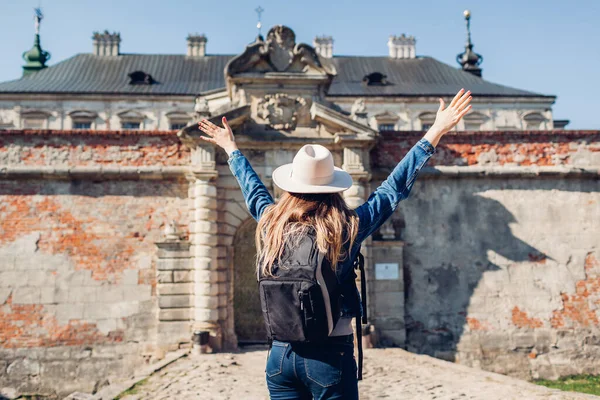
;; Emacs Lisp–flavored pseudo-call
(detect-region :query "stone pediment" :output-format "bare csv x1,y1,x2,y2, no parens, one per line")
225,25,336,77
179,100,376,148
310,102,378,140
374,110,400,122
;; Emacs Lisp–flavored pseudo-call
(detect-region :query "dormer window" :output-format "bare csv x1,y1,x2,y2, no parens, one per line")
69,110,98,130
21,110,51,129
128,71,156,85
363,72,388,86
118,110,145,130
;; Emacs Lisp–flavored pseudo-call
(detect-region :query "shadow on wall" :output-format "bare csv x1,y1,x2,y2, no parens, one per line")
398,178,596,363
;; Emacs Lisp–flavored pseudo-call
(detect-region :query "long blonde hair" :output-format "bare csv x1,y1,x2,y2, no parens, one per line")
255,191,359,277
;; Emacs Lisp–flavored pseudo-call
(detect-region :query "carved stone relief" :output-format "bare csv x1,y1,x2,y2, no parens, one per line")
267,26,296,71
194,96,211,119
256,94,307,130
0,109,14,129
225,25,334,76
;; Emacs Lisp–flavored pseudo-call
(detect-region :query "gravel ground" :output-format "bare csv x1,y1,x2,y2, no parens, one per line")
117,347,598,400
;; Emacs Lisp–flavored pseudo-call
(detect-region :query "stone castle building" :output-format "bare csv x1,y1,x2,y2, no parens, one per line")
0,10,598,398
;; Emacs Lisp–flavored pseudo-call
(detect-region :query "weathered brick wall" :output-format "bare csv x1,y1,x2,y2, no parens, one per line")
1,128,599,396
0,131,190,397
374,130,600,168
372,130,600,380
0,130,190,167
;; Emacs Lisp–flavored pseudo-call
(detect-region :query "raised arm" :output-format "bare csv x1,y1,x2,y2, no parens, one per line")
199,117,274,221
354,89,472,243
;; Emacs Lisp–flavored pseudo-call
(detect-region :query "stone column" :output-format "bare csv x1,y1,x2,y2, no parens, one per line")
155,222,193,352
370,220,406,347
342,146,370,208
186,145,222,350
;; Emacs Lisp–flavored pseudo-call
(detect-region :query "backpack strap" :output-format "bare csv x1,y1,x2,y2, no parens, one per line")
357,252,367,325
352,250,367,380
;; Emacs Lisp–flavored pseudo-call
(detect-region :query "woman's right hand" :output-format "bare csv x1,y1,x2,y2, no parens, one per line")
198,117,239,155
424,89,472,147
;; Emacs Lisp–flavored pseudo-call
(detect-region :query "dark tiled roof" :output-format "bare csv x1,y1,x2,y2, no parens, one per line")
324,56,551,97
0,54,232,95
0,53,553,98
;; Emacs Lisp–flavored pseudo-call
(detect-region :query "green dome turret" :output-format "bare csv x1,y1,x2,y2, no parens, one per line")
22,8,51,76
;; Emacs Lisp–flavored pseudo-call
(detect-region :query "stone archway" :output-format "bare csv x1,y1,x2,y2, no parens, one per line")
232,218,267,344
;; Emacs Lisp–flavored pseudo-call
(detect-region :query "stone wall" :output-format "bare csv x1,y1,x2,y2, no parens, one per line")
371,130,600,380
0,131,190,397
1,129,599,396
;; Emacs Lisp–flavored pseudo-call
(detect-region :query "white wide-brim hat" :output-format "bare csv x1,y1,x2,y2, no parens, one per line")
272,144,353,194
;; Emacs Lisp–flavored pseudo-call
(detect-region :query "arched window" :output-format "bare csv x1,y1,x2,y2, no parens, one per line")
523,112,546,130
165,111,191,130
21,110,51,129
462,111,488,131
418,112,437,131
69,110,98,130
374,110,400,132
118,110,146,130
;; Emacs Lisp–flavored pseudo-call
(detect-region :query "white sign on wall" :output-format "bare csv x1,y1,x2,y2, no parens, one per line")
375,263,399,280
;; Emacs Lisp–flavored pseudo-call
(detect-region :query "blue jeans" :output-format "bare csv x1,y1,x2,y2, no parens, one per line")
265,335,358,400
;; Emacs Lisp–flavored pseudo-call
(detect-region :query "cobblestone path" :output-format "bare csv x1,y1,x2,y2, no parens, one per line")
118,348,598,400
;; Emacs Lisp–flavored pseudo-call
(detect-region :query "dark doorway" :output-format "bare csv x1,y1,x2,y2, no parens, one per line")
233,218,267,344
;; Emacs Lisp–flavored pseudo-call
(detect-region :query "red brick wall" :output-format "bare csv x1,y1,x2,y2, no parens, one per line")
0,130,190,396
0,130,190,167
373,130,600,380
373,130,600,168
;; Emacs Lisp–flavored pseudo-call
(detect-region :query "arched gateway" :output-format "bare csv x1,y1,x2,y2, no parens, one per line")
178,25,380,349
232,218,265,343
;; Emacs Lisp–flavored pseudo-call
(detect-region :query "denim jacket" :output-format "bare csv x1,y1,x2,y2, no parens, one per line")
227,137,436,318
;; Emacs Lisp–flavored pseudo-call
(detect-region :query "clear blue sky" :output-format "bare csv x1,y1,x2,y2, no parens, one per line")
1,0,598,129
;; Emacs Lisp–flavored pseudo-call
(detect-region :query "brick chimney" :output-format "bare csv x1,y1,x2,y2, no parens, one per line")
92,31,121,56
187,34,207,57
313,36,333,58
388,34,416,59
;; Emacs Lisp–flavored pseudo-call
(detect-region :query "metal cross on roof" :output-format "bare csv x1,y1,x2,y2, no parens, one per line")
255,6,264,36
34,7,43,34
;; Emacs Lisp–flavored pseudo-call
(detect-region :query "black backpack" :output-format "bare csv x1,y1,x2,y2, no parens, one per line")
257,230,368,379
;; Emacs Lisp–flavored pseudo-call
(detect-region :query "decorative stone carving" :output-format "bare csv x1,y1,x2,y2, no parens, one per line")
257,94,307,130
342,147,365,173
225,25,334,76
379,219,396,240
267,26,295,71
194,96,210,119
190,145,216,172
164,220,182,241
0,110,14,129
351,98,368,124
351,98,366,116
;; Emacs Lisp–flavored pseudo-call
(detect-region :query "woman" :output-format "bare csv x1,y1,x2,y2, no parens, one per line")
199,89,472,400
